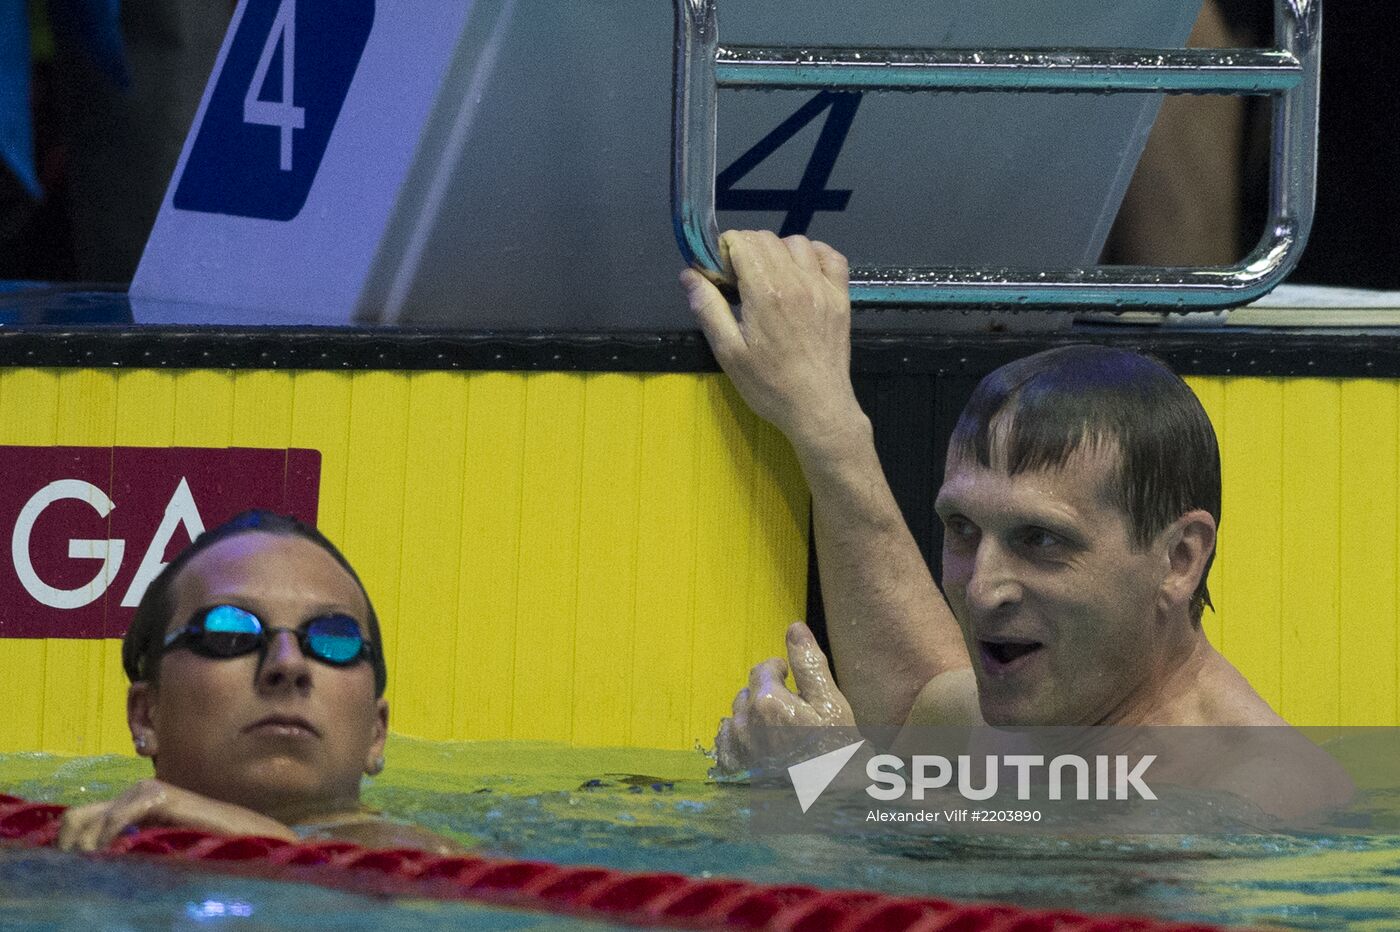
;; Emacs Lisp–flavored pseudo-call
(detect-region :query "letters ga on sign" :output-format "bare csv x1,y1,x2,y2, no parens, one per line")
0,447,320,639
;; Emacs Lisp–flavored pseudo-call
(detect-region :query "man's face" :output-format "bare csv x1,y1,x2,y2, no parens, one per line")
935,443,1170,726
130,532,387,819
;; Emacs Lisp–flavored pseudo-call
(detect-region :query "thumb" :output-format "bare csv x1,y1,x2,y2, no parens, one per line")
680,268,744,364
785,622,837,704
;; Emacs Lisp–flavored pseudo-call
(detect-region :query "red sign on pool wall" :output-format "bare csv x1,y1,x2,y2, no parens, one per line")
0,447,320,639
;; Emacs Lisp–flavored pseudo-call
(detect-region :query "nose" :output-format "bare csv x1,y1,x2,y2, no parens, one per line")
256,629,312,693
963,539,1023,616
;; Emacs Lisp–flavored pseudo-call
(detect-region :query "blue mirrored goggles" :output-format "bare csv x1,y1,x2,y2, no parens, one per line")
161,604,372,667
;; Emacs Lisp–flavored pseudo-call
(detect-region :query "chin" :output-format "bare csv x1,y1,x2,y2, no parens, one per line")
977,695,1061,729
229,758,337,805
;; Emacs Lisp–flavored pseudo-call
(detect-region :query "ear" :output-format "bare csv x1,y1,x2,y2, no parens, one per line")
127,682,160,761
365,698,389,775
1156,509,1217,618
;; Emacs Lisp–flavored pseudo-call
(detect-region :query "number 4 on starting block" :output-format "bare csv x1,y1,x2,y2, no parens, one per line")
134,0,478,322
173,0,355,220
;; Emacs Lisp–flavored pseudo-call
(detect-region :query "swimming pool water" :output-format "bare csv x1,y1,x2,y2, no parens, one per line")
4,736,1400,930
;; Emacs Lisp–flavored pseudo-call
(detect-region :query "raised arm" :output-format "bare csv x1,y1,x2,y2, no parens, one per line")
681,230,971,725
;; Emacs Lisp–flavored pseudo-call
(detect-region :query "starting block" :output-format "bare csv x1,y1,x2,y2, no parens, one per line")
133,0,1199,327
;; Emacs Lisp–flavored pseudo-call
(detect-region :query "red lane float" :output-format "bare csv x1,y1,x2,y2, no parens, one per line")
0,796,1243,931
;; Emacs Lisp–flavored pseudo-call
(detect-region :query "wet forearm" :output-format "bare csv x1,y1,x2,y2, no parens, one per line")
790,412,969,727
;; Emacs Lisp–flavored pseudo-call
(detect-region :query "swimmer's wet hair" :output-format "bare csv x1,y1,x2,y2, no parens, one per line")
121,510,388,696
950,344,1220,624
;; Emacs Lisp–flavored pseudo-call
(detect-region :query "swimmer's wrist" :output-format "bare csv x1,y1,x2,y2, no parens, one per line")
788,404,873,466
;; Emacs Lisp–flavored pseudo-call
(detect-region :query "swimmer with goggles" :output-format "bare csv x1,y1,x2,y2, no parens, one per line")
58,511,459,854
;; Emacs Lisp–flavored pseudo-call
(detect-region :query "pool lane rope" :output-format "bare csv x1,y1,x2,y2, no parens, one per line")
1,794,1241,932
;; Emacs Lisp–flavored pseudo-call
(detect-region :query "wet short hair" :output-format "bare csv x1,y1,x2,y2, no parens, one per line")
121,510,388,695
949,344,1220,623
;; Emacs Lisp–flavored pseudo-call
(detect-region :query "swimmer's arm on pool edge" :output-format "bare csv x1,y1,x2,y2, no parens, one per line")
683,231,972,728
57,778,298,852
56,778,467,855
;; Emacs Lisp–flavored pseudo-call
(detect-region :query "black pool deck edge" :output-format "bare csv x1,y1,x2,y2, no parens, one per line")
0,323,1398,378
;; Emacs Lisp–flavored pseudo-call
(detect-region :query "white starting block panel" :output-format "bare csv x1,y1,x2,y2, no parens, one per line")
133,0,1200,328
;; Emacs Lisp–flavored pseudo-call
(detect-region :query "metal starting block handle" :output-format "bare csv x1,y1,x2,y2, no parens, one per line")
672,0,1321,310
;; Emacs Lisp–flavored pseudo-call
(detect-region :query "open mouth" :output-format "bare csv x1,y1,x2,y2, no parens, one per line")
979,639,1044,672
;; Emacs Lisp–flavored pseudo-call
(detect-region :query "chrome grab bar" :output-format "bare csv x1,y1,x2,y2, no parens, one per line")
672,0,1321,310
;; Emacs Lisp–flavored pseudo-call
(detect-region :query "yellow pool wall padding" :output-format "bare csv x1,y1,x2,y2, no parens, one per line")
0,368,808,755
0,368,1396,757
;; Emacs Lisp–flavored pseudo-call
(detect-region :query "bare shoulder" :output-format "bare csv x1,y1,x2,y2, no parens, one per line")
303,816,468,855
1205,727,1355,821
1182,655,1352,818
905,667,983,728
1183,650,1288,726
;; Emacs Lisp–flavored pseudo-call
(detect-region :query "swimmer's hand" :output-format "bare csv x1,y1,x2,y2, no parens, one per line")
681,231,863,453
57,778,297,853
713,622,856,776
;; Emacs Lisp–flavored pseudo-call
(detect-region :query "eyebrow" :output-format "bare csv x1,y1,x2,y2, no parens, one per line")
934,493,1083,535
